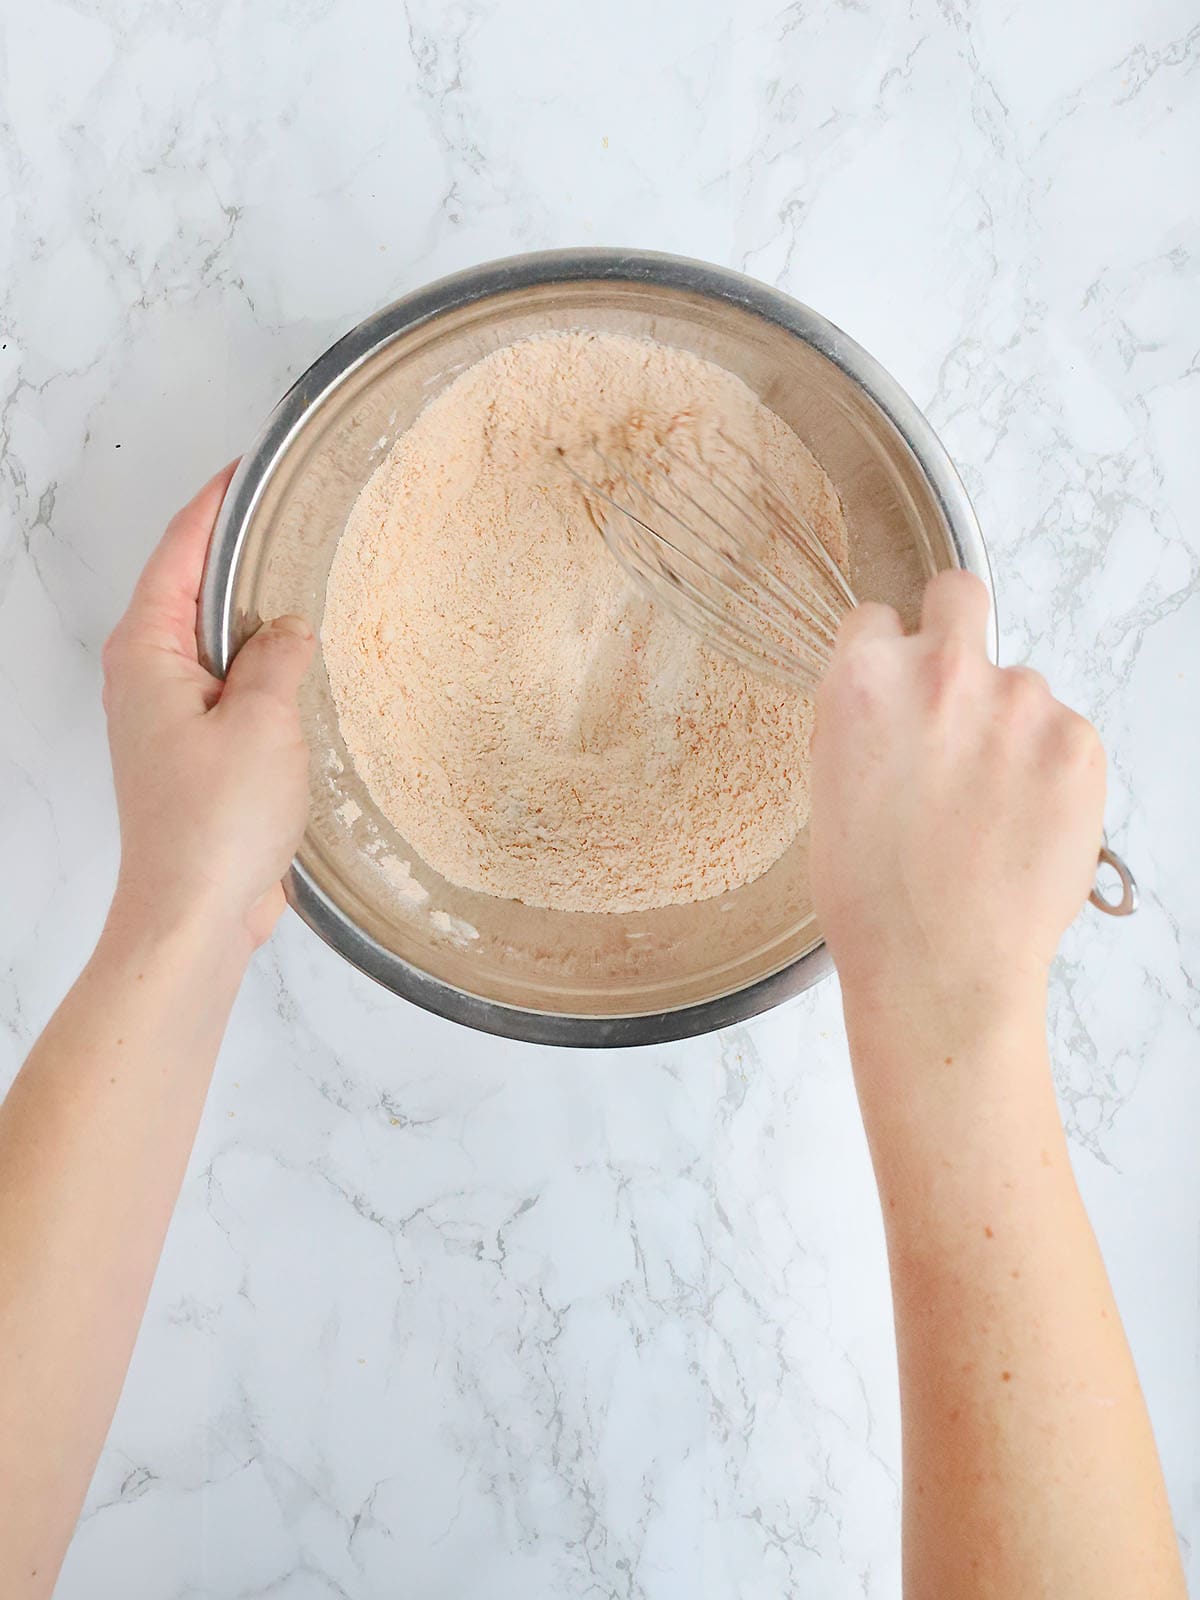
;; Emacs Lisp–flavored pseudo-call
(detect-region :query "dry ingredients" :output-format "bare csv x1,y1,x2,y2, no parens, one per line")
322,331,848,914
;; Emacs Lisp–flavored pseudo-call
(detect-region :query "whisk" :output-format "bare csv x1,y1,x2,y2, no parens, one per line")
558,429,1138,919
558,429,854,698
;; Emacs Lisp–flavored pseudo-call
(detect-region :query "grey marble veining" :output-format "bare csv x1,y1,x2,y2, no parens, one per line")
1,1,1197,1595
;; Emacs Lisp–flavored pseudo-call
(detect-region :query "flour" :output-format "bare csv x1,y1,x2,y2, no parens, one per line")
378,855,429,907
322,331,848,914
429,910,480,944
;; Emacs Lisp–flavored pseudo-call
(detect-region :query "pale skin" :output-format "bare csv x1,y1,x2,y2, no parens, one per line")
0,476,1184,1598
812,576,1185,1599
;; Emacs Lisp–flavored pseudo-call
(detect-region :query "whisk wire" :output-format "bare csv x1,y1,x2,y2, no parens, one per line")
560,430,856,694
615,524,831,682
586,472,832,683
589,443,837,675
652,441,847,641
727,440,856,610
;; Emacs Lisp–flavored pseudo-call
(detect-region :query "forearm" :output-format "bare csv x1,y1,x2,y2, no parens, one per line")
845,985,1184,1600
0,903,248,1599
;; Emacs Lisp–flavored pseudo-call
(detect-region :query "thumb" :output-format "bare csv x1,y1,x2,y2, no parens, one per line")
220,615,316,712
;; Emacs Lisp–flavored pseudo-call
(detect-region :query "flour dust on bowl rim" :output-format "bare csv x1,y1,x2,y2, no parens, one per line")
198,248,994,1047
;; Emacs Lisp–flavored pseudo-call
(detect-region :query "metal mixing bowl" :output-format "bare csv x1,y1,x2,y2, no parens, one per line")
199,248,994,1046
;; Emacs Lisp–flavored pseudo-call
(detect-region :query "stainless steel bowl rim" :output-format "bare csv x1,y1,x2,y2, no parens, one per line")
199,247,995,1048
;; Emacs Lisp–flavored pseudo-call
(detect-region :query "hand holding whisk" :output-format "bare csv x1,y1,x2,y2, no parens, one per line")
557,426,1137,919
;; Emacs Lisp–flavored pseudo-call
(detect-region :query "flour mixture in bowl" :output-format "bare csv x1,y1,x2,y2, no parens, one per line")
322,331,848,914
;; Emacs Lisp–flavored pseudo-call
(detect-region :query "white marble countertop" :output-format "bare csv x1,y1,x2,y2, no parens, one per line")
2,1,1197,1595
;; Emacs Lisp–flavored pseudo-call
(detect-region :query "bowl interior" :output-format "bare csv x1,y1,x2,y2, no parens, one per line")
226,275,946,1020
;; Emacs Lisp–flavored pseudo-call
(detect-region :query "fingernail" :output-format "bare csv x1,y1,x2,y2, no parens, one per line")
269,614,314,640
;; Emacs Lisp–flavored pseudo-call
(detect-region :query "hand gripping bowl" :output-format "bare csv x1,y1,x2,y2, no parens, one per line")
199,249,995,1047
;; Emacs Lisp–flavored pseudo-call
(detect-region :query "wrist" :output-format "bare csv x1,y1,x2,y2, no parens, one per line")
841,970,1061,1166
103,878,256,981
839,959,1049,1052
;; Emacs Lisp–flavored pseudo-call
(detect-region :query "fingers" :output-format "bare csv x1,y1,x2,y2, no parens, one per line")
832,601,903,653
219,615,316,720
1001,664,1049,696
919,569,992,652
816,605,902,749
125,460,240,657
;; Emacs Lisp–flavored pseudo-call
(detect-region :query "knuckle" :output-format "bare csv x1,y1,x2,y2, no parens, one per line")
934,637,973,671
256,631,313,670
922,636,973,698
999,666,1049,714
843,601,895,636
237,686,289,728
834,602,901,660
828,640,890,707
1062,709,1103,763
922,569,991,638
100,626,128,684
932,568,988,605
258,623,299,648
164,506,190,541
1006,664,1047,691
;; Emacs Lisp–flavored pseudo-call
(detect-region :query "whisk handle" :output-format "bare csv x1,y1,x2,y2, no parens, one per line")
1089,838,1137,917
